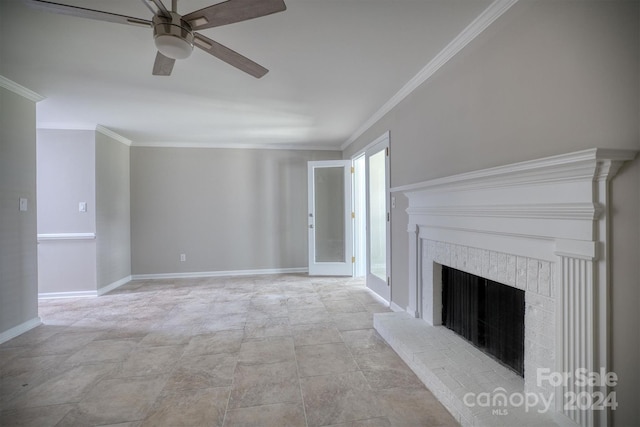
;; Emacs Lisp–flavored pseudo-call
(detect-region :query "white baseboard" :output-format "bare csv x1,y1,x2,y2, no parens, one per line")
390,301,405,313
38,276,133,299
38,290,98,299
98,275,132,296
37,232,96,241
406,306,421,318
132,267,308,281
0,317,42,344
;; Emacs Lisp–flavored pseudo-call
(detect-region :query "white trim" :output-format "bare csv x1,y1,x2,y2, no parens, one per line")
0,317,43,344
38,291,98,299
36,124,133,146
406,202,602,221
37,276,132,299
554,239,597,261
132,141,341,151
0,75,45,102
96,125,132,146
37,233,96,241
98,275,132,296
37,123,96,131
390,301,404,313
341,0,519,151
391,148,638,194
349,131,390,160
132,267,308,281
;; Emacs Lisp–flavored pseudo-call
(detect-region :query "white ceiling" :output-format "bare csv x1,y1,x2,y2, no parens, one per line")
1,0,493,149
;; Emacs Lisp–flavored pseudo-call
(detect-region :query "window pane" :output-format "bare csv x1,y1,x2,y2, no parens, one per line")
314,167,345,263
369,150,386,281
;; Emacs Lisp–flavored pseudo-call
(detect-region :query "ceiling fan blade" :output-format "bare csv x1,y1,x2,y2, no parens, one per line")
193,33,268,78
23,0,151,27
141,0,170,18
152,52,175,76
184,0,286,31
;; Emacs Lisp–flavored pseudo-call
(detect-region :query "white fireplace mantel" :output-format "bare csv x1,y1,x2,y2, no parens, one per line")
392,148,636,427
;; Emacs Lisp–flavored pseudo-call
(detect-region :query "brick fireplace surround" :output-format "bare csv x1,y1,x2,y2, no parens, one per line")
375,149,636,427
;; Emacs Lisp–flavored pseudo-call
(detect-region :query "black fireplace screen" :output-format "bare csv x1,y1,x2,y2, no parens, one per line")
442,266,525,376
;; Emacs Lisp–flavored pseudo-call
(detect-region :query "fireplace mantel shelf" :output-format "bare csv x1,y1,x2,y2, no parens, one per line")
391,148,636,194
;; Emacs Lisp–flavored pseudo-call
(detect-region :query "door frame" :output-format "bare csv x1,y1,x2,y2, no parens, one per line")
352,154,366,277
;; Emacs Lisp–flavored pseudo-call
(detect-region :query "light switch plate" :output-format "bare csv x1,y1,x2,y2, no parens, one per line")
19,198,28,212
79,202,87,212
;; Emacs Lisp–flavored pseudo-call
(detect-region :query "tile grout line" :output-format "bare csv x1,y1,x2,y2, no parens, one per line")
292,332,311,427
220,296,251,427
220,355,238,427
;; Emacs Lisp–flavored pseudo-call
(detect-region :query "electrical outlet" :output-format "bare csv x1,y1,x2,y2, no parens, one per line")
180,254,186,262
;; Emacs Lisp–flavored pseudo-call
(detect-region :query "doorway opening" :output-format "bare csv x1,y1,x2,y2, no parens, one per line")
352,132,390,302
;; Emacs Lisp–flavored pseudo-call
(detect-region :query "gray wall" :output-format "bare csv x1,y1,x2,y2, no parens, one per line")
0,86,39,336
131,147,340,275
344,1,639,424
96,131,131,290
36,129,97,294
36,130,95,234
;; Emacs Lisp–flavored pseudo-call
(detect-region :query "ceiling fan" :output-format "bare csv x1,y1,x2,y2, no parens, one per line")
24,0,287,78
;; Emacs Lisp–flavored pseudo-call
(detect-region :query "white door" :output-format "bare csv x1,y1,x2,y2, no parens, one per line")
307,160,353,276
366,140,390,301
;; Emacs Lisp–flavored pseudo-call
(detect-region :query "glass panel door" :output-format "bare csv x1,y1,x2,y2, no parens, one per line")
366,140,390,301
308,160,353,276
369,149,387,281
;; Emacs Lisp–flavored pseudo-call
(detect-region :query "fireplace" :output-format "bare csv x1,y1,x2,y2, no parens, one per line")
381,149,636,427
442,266,525,376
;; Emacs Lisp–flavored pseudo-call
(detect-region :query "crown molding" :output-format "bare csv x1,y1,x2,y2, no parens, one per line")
131,141,341,151
37,123,96,130
0,75,45,102
341,0,519,151
96,125,132,146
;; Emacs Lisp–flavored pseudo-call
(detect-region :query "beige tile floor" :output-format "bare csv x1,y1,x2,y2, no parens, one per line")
0,274,458,427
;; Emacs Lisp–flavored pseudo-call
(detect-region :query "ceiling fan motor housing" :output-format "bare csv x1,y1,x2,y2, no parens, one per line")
153,12,194,60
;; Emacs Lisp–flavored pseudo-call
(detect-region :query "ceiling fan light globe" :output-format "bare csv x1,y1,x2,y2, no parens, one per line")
152,12,195,60
155,35,193,59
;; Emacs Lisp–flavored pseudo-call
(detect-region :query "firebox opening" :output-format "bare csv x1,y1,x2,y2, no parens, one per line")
441,265,525,377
